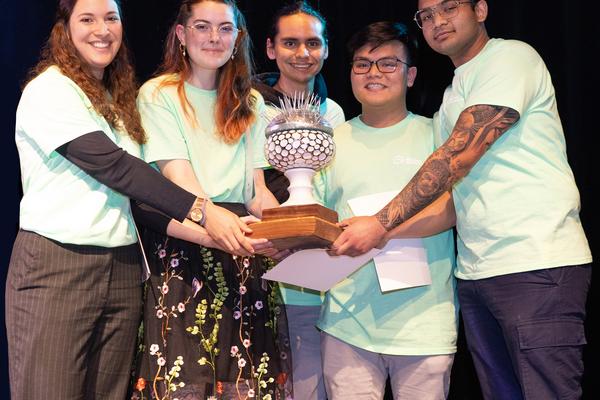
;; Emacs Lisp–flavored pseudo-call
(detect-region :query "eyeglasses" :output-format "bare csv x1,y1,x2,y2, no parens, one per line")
414,0,474,29
186,22,240,38
351,57,409,74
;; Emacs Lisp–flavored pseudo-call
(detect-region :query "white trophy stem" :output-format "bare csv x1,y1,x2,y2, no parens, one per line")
281,168,317,206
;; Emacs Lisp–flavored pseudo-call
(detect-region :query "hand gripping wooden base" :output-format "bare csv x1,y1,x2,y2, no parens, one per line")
248,204,342,250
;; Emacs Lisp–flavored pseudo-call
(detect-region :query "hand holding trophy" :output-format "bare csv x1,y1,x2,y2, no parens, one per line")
249,93,342,250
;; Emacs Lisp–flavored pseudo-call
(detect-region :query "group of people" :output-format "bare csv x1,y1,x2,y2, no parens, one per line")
6,1,592,400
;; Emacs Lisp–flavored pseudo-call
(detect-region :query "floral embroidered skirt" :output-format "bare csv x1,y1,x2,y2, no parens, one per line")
134,226,292,400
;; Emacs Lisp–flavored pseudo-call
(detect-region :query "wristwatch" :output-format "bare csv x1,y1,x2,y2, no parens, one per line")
188,197,208,227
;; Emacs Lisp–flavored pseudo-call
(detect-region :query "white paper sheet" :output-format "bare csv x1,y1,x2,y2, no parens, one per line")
373,239,431,292
347,191,431,292
346,190,399,216
262,248,381,291
134,224,151,282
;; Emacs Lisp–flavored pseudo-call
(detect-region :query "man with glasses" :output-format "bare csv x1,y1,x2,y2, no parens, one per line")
316,21,458,399
331,1,592,399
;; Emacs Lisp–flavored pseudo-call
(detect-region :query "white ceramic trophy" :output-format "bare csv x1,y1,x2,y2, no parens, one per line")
249,93,341,249
264,93,335,206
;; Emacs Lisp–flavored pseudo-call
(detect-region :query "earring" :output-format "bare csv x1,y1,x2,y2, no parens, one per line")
231,46,237,60
179,42,186,58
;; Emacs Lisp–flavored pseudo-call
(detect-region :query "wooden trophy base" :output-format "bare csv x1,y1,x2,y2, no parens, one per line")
248,204,342,250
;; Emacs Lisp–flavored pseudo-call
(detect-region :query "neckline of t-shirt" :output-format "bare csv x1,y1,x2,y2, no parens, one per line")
183,80,218,97
354,112,414,133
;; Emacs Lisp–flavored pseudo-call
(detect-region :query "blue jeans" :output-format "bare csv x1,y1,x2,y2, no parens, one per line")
458,264,591,400
286,304,327,400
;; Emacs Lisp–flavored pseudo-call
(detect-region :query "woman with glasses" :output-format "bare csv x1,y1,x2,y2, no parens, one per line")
134,1,290,399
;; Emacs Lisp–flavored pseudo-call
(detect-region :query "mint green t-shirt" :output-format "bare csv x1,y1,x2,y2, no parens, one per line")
439,39,592,280
16,66,140,247
137,75,268,202
317,114,458,355
270,97,346,306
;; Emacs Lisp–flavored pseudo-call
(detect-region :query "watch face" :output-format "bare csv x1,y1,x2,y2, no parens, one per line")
190,208,203,222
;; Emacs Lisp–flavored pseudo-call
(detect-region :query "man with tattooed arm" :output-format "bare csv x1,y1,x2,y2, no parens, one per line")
330,1,592,399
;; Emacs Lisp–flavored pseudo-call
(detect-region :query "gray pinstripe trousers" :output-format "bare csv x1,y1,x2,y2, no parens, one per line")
5,230,143,400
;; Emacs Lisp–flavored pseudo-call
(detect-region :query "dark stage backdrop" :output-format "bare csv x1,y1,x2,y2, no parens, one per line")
1,1,596,399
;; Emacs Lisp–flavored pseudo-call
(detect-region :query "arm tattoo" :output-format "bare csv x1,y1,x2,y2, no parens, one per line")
375,104,519,230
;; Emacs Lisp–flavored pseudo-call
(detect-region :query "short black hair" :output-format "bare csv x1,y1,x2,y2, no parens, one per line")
347,21,418,66
267,1,328,43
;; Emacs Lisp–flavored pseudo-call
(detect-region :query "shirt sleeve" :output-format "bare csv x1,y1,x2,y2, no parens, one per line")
323,99,346,129
250,92,270,169
432,112,445,149
130,199,171,235
463,41,546,116
16,71,105,157
56,131,196,222
137,81,190,163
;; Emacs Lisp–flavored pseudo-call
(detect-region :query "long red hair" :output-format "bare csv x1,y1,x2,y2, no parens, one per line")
158,0,255,144
28,0,146,144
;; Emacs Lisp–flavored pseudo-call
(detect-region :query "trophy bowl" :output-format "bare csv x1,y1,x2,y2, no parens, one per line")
265,122,334,172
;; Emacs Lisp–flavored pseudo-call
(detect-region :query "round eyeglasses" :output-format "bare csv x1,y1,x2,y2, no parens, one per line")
350,57,409,74
186,22,240,38
414,0,474,29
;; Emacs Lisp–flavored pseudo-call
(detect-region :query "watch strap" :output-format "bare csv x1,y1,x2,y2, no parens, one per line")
200,197,208,227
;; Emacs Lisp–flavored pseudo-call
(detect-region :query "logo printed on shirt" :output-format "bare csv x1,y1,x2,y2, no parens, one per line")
392,155,422,166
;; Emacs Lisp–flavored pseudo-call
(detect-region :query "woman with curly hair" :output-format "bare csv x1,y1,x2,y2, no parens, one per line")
5,0,262,398
134,1,291,399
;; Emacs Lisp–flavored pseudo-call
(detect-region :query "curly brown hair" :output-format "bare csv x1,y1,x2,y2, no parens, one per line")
157,0,256,144
29,0,146,144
